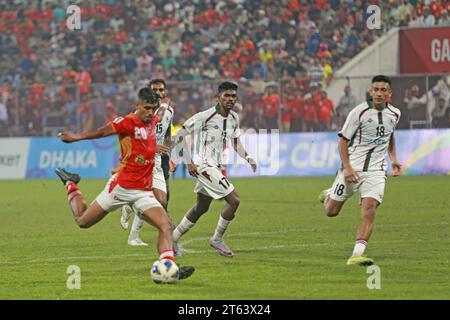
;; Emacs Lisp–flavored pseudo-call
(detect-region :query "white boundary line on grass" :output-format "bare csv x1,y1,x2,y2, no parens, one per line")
0,221,447,266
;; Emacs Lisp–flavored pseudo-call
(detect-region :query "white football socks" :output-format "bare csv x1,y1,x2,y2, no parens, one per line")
351,239,368,257
173,216,195,242
211,215,232,241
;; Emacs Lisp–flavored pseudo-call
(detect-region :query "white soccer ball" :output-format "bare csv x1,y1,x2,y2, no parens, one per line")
150,259,179,284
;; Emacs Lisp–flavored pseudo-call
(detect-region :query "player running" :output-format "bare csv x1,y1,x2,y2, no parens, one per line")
120,79,175,246
319,75,402,266
171,81,257,257
55,87,194,279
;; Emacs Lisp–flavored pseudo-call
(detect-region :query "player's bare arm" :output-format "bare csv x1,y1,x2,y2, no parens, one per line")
338,136,359,183
156,127,171,154
233,138,257,172
388,134,402,177
164,120,172,147
59,123,116,143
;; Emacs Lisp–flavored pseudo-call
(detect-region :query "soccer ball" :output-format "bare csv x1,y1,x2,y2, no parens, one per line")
150,259,179,284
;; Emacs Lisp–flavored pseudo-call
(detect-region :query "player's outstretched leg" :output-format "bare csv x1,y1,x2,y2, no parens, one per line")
208,191,240,257
55,167,108,228
153,187,180,252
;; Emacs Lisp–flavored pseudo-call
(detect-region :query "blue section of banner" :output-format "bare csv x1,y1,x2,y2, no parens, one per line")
226,132,341,177
26,137,120,179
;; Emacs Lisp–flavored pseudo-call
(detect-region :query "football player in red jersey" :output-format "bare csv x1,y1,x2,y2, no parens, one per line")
56,88,194,279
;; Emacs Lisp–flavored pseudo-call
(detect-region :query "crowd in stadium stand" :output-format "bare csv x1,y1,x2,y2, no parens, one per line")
0,0,450,137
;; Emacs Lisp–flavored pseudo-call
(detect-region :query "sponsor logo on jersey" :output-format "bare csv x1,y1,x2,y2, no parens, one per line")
135,155,145,164
369,137,388,145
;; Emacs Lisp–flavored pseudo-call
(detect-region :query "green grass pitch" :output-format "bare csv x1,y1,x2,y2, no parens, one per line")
0,176,449,299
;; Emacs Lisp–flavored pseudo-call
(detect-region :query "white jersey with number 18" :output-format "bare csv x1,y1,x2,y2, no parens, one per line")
338,100,401,173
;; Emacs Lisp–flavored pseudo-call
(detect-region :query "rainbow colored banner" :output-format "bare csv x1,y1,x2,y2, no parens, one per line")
225,129,450,177
398,129,450,176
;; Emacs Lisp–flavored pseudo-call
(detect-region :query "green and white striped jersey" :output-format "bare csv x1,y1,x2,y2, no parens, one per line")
338,100,401,173
183,105,241,167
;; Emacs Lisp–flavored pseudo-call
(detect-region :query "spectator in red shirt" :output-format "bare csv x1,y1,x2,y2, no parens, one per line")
77,67,92,96
304,96,317,132
290,89,305,132
281,90,293,132
430,0,444,19
261,86,280,130
317,91,334,131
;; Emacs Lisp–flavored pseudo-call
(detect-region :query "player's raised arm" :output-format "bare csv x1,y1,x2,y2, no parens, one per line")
388,134,402,177
233,137,257,172
58,123,116,143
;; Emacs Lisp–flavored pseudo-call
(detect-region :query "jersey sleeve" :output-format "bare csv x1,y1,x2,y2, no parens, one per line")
338,107,360,140
231,113,241,139
183,111,204,134
111,116,134,135
395,109,401,126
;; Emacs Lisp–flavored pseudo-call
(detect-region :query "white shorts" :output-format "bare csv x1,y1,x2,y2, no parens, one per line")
329,169,387,204
194,164,234,200
95,175,162,216
152,165,167,192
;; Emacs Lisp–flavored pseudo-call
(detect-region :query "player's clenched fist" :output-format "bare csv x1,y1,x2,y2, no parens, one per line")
343,167,359,183
391,162,402,177
246,156,257,172
58,132,80,143
188,162,198,177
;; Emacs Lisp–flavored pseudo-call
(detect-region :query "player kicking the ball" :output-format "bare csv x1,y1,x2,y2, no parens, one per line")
319,75,402,266
120,79,175,247
171,81,257,257
55,88,194,279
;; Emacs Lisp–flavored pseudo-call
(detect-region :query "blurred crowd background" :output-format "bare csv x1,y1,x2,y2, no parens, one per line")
0,0,450,137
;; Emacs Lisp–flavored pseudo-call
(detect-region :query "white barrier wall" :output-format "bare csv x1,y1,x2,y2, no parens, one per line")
0,138,31,179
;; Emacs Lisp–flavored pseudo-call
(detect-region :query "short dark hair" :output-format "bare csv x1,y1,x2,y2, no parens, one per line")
372,75,391,85
138,87,159,103
149,79,166,88
218,81,238,93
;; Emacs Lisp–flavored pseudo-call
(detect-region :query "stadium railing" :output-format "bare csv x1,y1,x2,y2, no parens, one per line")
2,73,447,137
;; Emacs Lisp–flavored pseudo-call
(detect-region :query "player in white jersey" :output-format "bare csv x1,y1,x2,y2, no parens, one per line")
171,81,257,257
120,79,175,246
319,75,403,266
